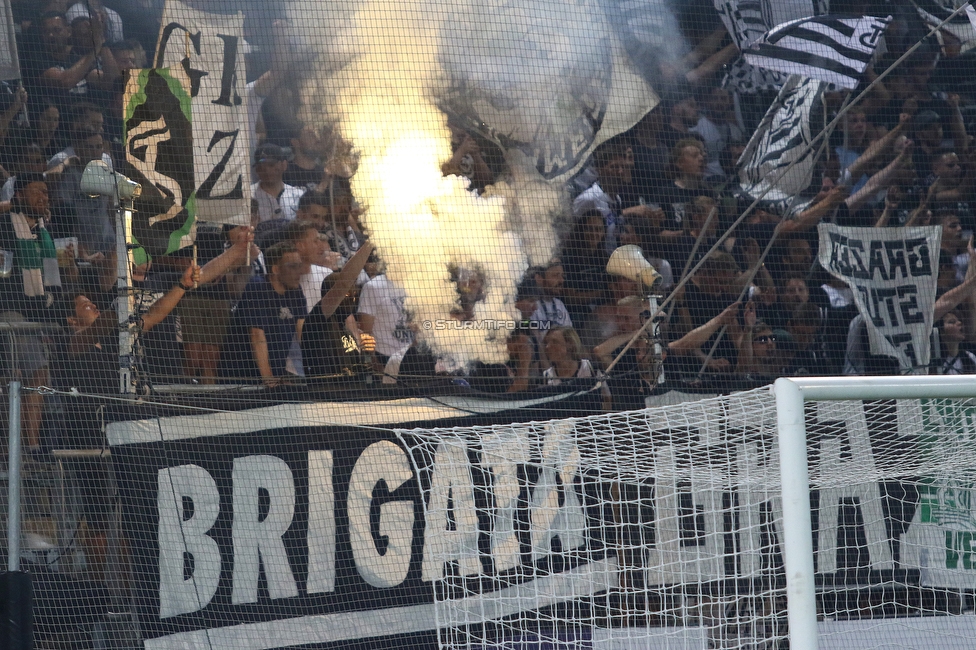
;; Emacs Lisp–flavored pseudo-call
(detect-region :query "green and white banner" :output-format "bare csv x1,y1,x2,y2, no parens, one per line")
123,67,196,257
901,398,976,588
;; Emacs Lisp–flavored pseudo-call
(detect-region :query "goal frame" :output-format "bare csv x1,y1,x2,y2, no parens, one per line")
772,375,976,650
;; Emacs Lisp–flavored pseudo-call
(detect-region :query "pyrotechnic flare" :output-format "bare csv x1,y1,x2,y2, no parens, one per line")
289,0,660,367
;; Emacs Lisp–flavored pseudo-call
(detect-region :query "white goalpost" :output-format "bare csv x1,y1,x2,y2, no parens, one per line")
773,375,976,650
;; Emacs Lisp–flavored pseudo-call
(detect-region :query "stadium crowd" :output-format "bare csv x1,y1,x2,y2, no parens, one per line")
2,0,976,449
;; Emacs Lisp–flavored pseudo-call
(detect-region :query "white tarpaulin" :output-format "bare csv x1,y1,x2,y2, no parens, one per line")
154,0,250,224
437,0,658,183
818,223,941,371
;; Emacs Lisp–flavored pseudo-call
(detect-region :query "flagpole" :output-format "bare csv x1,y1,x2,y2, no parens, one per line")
603,1,974,377
117,200,136,394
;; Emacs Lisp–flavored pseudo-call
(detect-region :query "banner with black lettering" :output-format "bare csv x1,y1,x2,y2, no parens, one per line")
738,75,828,212
108,392,609,649
818,223,941,372
0,0,18,81
155,0,250,224
123,67,196,256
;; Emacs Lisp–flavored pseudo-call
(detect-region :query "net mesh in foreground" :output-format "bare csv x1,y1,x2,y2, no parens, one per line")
394,388,976,649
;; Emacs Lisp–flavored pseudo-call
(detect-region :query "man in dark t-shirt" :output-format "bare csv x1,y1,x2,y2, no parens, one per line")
302,240,376,383
220,242,308,383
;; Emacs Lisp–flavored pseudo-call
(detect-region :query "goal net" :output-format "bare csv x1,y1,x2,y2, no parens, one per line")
398,383,976,650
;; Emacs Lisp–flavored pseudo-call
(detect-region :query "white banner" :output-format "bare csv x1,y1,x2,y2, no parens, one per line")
915,0,976,54
0,0,19,81
440,0,658,184
818,223,941,371
155,0,250,224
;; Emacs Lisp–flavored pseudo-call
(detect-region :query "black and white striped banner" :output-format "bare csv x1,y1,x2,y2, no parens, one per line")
738,75,827,209
714,0,828,93
744,14,892,90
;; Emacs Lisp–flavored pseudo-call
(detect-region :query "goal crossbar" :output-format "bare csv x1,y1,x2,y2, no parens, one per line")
772,375,976,650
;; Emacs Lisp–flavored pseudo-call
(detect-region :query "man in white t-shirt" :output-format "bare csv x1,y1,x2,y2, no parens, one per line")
358,273,413,368
251,143,305,223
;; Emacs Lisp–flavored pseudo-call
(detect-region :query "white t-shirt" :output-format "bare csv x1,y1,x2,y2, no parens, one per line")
358,274,413,356
251,182,304,223
543,358,596,385
300,264,334,312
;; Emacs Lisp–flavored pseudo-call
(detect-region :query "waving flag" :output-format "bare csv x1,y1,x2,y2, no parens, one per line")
155,0,250,225
738,75,827,213
713,0,828,93
744,15,892,90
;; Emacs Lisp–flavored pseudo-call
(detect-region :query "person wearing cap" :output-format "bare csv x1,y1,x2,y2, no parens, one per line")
251,142,305,224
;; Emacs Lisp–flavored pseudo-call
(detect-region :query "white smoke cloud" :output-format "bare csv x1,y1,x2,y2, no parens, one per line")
286,0,663,368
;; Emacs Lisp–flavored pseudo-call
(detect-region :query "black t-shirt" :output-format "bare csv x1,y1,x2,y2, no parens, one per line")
650,182,709,232
659,234,716,275
283,164,325,192
629,142,670,204
784,344,831,377
302,304,368,381
757,302,790,331
560,246,610,325
21,46,92,120
659,127,705,158
132,271,184,379
219,276,307,380
681,282,737,367
52,334,119,447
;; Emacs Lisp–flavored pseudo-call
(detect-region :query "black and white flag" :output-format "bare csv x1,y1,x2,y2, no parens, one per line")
744,15,892,90
714,0,828,93
915,0,976,52
818,223,941,372
738,75,827,211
